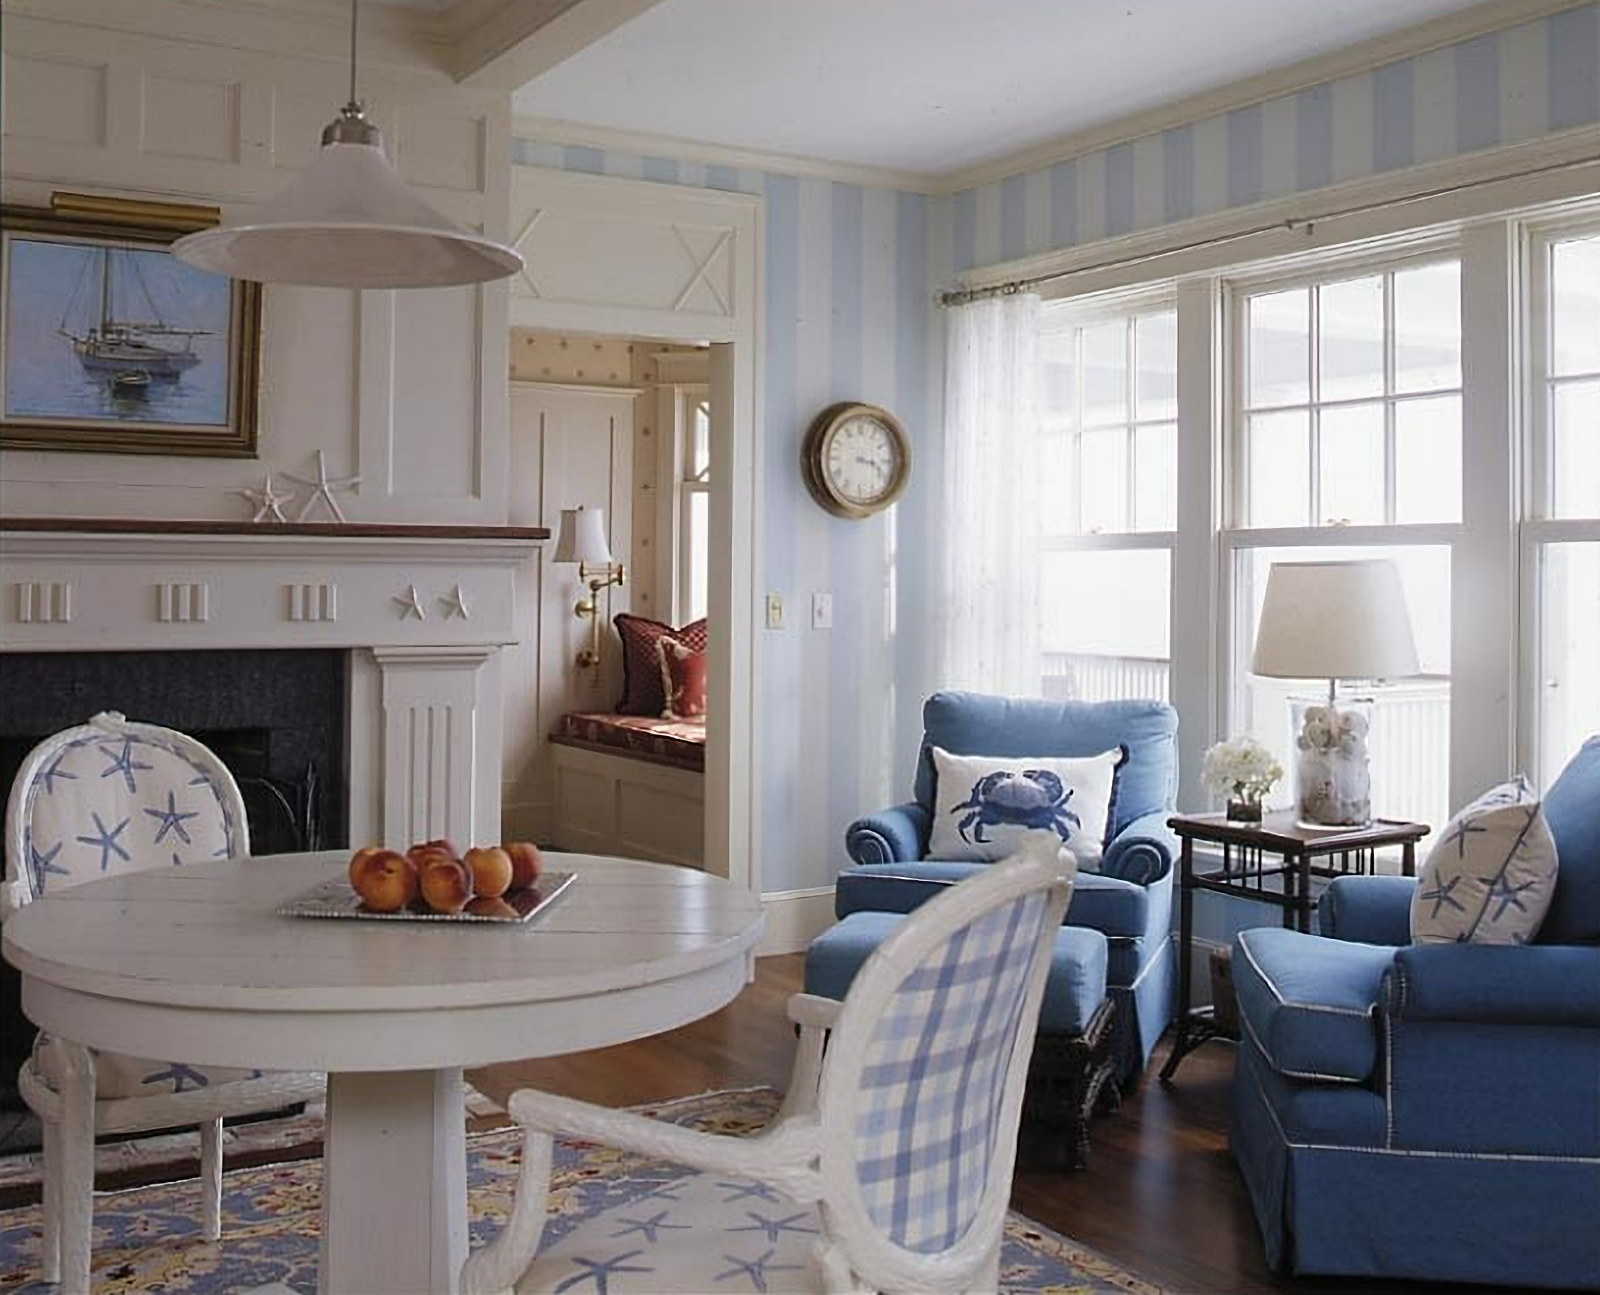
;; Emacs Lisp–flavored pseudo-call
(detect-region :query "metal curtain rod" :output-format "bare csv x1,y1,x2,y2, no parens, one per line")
938,150,1600,307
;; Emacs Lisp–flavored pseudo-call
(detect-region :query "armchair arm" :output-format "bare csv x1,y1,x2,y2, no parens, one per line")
1100,810,1176,886
1322,875,1416,946
1385,945,1600,1026
834,862,981,918
844,801,931,865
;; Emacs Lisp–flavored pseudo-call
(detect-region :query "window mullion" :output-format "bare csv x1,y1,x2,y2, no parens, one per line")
1308,284,1321,527
1383,269,1398,525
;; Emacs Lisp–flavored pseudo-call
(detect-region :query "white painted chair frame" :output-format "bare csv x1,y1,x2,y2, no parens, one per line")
461,844,1075,1295
1,713,324,1295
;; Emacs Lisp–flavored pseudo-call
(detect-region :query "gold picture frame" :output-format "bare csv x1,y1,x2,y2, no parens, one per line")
0,192,261,457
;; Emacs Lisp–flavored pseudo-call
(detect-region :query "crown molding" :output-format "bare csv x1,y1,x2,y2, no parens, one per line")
510,114,938,192
939,0,1589,193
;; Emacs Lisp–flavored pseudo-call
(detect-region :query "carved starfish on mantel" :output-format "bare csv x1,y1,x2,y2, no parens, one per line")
393,584,427,621
235,470,294,523
440,583,471,620
282,450,360,523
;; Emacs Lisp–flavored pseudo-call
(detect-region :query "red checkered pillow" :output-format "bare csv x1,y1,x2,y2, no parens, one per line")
614,614,707,716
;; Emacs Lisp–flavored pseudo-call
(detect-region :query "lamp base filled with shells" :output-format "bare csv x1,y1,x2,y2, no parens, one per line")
1292,698,1373,828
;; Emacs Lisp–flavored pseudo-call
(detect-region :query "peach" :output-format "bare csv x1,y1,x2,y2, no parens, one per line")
352,850,418,913
418,856,473,914
465,895,519,919
503,842,543,891
348,845,385,889
464,846,513,898
424,838,460,860
407,843,455,871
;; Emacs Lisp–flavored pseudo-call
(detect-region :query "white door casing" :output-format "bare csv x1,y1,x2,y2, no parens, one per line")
508,166,760,892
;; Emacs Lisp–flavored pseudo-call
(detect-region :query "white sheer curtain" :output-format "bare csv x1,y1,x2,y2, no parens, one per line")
937,292,1044,694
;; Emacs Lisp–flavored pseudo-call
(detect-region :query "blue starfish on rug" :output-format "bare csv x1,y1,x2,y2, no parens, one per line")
0,1088,1161,1294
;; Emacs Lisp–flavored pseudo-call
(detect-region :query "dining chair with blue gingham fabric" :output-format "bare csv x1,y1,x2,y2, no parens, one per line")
461,838,1076,1295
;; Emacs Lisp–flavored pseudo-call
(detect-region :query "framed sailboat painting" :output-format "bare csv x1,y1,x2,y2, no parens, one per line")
1,193,262,456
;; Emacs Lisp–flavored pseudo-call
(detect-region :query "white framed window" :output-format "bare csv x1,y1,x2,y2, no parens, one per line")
676,385,711,624
1224,247,1463,834
1524,218,1600,787
1235,252,1462,529
1038,296,1176,704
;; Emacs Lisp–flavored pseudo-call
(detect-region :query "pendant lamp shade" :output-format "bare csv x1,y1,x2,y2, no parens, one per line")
172,139,523,289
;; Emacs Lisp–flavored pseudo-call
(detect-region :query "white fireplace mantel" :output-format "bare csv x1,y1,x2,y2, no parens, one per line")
0,519,546,849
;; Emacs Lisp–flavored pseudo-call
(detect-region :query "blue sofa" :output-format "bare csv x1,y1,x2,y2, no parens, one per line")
1231,735,1600,1288
831,691,1179,1081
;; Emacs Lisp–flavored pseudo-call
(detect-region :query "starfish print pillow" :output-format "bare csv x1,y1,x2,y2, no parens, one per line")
1410,777,1558,945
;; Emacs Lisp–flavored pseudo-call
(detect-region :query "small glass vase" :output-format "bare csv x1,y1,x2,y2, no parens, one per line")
1291,696,1374,828
1226,793,1263,824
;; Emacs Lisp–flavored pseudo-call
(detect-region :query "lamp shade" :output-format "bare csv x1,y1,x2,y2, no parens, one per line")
171,141,523,289
1251,559,1420,681
553,507,613,566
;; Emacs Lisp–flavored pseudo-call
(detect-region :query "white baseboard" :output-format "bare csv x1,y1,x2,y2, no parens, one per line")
757,886,836,956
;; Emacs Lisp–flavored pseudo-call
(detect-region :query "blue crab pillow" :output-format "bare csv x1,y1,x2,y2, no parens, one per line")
927,745,1126,868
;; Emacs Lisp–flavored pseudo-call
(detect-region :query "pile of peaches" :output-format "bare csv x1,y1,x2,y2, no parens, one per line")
347,839,544,918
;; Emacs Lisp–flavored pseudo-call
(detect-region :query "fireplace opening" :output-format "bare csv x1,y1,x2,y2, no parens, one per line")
0,648,349,1152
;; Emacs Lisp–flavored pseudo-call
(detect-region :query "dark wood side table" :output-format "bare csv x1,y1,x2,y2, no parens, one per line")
1159,810,1430,1082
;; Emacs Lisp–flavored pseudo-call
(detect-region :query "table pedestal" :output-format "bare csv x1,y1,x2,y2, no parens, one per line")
320,1068,468,1295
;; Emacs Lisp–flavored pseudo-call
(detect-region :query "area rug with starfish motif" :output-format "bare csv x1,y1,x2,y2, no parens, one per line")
0,1087,1162,1295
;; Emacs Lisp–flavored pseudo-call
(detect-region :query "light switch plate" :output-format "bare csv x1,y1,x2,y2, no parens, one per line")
811,592,833,629
765,593,785,629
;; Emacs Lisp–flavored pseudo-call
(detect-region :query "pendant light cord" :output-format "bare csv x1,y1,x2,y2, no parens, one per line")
348,0,360,107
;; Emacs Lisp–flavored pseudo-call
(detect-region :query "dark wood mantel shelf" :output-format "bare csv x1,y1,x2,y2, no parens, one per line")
0,517,549,541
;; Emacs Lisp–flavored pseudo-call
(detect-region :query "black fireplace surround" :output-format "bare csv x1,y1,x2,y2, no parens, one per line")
0,648,349,1151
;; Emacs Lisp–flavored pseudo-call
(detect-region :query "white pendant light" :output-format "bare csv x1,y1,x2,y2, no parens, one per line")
172,0,522,289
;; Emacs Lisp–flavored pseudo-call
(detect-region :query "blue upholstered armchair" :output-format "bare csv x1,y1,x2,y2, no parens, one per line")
1231,735,1600,1289
837,691,1179,1080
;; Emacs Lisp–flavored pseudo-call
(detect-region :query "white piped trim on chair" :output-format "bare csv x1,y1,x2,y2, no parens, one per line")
1236,930,1377,1018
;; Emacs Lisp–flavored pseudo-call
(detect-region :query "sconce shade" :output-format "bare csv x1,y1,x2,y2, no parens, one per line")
171,141,523,289
1251,559,1421,681
553,507,614,566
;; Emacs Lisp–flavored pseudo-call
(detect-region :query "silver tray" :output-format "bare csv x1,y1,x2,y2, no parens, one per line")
277,870,576,924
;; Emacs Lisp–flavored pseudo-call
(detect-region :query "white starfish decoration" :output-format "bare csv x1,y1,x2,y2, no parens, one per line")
234,470,293,523
393,584,426,620
282,449,360,523
440,583,471,621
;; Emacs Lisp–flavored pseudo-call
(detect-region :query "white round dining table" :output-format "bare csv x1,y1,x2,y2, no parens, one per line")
1,850,766,1295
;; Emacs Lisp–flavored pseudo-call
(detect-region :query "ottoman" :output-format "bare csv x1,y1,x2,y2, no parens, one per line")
804,912,1119,1167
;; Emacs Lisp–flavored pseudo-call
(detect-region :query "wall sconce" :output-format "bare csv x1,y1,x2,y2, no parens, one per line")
553,506,625,678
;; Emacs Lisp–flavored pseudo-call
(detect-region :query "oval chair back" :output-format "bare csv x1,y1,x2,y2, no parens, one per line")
814,841,1075,1293
3,711,249,913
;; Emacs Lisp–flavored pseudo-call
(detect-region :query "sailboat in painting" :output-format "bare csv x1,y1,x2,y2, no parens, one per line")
56,246,210,382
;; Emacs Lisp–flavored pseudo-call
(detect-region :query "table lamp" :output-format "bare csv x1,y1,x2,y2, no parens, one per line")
1250,559,1420,828
553,506,625,680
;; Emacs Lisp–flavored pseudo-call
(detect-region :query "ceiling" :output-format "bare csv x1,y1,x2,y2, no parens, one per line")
514,0,1494,177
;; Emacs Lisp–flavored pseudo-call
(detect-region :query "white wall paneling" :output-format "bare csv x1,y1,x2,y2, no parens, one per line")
503,381,638,844
0,8,512,526
507,166,759,889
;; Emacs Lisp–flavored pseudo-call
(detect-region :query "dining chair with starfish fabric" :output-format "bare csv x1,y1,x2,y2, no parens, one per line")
1,712,323,1295
462,840,1076,1295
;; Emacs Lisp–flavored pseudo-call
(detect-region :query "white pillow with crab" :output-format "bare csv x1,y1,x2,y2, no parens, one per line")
927,745,1128,868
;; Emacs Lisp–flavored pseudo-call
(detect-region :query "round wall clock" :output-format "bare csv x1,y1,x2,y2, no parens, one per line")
800,402,912,519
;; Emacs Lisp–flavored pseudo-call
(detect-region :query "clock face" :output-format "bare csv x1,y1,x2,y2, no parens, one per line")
824,413,903,507
802,403,911,519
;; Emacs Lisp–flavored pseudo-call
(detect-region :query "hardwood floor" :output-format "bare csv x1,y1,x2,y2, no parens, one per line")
469,953,1523,1295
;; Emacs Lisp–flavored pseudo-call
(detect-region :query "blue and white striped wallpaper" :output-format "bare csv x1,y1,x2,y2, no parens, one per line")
510,137,940,893
948,3,1599,273
510,2,1599,894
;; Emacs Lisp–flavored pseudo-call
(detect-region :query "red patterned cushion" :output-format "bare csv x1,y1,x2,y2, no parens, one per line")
614,614,707,716
656,637,707,720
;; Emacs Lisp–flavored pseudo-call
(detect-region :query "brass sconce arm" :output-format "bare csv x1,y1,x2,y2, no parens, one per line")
574,562,626,671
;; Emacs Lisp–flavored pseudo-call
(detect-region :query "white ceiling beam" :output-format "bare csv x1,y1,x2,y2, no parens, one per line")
449,0,666,90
